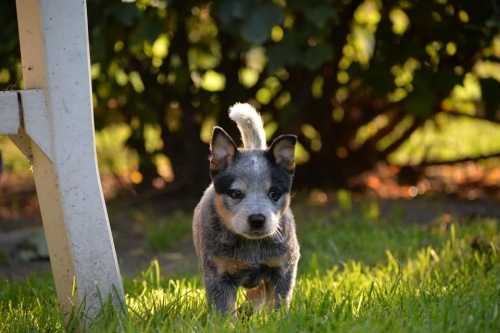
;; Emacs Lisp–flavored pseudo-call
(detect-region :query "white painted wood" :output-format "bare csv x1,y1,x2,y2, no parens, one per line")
9,129,34,163
19,89,53,160
0,92,20,135
0,91,33,161
14,0,125,319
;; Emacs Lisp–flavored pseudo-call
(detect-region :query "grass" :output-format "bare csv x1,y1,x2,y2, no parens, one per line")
145,210,193,252
1,205,499,332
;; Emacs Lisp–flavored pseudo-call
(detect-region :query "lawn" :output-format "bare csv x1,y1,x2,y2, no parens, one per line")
1,204,499,332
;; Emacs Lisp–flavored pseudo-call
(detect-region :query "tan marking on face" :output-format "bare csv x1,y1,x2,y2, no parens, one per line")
279,194,291,216
215,194,234,231
265,181,272,191
212,256,253,275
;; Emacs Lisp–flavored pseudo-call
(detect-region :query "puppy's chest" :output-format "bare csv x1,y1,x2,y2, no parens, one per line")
211,243,289,288
211,254,287,288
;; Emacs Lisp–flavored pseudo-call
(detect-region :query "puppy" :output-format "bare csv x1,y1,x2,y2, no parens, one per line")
193,103,300,315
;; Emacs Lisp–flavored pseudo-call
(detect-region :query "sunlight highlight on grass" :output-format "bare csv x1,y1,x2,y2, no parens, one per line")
1,207,499,332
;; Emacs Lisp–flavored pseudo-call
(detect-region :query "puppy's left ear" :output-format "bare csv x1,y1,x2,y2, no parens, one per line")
268,135,297,173
210,126,238,176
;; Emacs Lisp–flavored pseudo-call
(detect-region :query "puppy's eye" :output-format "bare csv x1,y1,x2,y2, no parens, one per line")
268,188,282,201
228,189,243,199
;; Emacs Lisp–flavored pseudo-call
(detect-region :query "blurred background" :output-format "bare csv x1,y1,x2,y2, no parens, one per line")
1,0,500,277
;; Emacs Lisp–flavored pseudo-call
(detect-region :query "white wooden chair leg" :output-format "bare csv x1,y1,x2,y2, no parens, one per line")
12,0,125,318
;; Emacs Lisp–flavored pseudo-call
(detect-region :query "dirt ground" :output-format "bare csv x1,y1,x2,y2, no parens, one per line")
1,194,500,281
0,210,199,280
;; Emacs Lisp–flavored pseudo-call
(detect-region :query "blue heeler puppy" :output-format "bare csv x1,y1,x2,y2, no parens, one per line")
193,103,300,315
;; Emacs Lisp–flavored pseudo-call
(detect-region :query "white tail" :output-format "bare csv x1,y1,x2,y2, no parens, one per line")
228,103,267,149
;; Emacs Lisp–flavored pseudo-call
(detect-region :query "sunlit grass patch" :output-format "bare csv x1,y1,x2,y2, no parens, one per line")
296,207,442,272
1,208,499,332
0,274,75,332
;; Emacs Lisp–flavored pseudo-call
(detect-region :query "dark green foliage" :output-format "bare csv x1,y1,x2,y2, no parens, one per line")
480,78,500,120
2,0,500,193
215,0,285,44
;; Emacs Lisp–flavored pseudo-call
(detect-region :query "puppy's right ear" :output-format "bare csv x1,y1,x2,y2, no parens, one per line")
268,134,297,173
210,127,238,176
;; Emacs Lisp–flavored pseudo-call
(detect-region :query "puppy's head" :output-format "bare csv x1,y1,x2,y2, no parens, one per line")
209,127,296,239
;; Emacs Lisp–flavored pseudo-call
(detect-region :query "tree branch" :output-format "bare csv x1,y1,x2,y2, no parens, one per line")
441,110,500,125
415,151,500,167
380,116,424,159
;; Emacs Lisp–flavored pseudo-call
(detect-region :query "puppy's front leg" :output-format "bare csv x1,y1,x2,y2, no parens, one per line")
269,267,297,310
204,275,238,315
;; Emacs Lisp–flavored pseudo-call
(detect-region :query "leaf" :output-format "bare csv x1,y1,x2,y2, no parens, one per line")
434,67,462,98
294,22,324,41
172,66,191,95
213,0,253,25
302,44,334,70
402,88,435,118
402,69,436,118
241,3,285,44
304,7,336,27
266,40,301,72
361,63,395,97
90,25,108,63
109,2,141,27
230,0,253,20
129,18,163,50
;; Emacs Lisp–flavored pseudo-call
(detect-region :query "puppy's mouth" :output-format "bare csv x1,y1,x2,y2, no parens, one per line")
242,230,274,239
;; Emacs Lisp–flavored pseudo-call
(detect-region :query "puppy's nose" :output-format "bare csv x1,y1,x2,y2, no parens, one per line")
248,214,265,229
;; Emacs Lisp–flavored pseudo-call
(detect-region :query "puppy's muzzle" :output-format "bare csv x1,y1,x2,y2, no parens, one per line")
248,214,266,230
